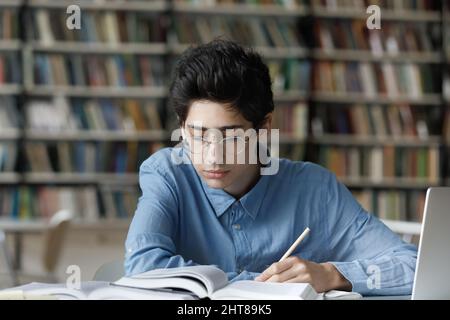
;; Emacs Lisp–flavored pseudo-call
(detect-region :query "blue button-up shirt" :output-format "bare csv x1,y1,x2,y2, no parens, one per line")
124,147,417,296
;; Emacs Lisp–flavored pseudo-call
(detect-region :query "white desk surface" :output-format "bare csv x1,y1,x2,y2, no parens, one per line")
362,295,411,300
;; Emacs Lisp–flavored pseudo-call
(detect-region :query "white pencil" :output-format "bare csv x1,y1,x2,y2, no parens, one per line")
279,227,311,262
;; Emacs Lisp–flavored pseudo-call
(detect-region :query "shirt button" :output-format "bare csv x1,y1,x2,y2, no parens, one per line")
232,224,241,230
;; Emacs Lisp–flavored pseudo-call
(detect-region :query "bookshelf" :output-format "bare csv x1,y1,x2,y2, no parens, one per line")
1,0,171,227
0,0,22,230
0,0,447,229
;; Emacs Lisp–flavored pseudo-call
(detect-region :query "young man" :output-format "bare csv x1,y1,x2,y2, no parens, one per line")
124,39,417,296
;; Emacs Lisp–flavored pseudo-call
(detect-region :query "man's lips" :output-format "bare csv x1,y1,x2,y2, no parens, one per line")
203,170,230,179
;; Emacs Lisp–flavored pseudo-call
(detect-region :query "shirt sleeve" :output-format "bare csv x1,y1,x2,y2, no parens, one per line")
324,172,418,296
124,162,199,276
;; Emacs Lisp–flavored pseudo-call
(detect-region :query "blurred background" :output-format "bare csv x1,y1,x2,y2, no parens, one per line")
0,0,447,287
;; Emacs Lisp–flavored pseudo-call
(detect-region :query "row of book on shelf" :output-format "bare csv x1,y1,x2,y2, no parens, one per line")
34,54,164,87
268,59,311,94
173,15,304,48
311,103,440,137
311,0,439,11
316,145,440,183
0,97,19,130
174,0,306,7
24,141,164,173
1,101,449,142
354,189,426,222
29,6,442,54
30,9,167,45
0,142,16,173
0,53,21,84
313,20,439,53
171,20,440,57
173,0,437,11
0,8,18,40
32,53,311,93
9,141,442,178
30,56,440,98
32,58,434,100
312,61,438,98
2,143,164,175
26,97,163,132
2,96,307,136
0,186,139,222
0,185,426,223
3,98,450,141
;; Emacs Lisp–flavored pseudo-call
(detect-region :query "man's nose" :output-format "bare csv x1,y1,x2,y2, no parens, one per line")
204,142,223,165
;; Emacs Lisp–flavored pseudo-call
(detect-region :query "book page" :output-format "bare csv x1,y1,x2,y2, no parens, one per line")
115,265,228,298
211,280,318,300
89,286,197,300
3,281,111,300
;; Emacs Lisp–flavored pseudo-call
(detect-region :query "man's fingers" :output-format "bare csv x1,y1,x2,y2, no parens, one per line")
284,273,312,285
265,267,299,283
255,257,300,281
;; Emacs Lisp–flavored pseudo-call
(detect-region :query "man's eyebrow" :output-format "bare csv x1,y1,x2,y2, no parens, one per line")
187,124,245,131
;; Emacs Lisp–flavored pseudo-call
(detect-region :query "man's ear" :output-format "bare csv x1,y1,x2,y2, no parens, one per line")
259,113,273,132
180,121,186,139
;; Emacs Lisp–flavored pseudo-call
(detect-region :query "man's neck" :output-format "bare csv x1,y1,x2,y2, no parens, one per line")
224,164,261,199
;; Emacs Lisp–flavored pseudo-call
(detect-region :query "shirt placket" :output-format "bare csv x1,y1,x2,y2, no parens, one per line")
229,202,252,274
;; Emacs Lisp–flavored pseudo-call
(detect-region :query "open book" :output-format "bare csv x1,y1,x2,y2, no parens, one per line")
0,281,196,300
1,266,361,300
114,265,362,300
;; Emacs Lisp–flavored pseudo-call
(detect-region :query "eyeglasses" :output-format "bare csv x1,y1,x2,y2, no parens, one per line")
182,128,254,156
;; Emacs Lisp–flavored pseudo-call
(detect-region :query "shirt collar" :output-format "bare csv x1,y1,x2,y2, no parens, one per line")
180,145,272,220
239,173,270,220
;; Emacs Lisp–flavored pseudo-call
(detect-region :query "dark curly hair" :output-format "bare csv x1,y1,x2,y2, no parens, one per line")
169,39,274,128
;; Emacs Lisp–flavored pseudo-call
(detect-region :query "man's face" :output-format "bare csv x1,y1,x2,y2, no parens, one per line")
183,100,270,194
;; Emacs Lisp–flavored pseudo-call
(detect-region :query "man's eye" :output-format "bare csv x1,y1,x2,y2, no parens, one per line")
225,136,240,142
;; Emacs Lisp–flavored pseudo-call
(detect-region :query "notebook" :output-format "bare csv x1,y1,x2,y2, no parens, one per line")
113,265,362,300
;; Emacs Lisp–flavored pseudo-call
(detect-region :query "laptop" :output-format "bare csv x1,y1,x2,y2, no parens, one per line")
412,187,450,300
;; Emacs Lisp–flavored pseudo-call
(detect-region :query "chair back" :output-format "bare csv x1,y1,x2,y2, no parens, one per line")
42,210,73,273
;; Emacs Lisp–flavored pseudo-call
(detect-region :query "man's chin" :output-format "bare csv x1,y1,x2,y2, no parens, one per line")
203,177,230,189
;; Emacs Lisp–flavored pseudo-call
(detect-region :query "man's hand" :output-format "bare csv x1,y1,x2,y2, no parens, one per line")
254,256,352,293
